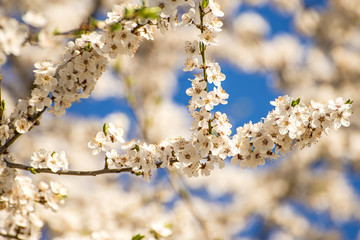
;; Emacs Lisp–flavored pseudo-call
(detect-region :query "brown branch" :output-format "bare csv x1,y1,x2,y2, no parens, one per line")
0,232,21,239
3,156,178,177
0,108,46,155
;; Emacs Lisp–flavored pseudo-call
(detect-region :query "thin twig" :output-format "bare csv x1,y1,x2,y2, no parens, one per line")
0,108,46,155
166,171,212,239
3,155,178,177
0,232,21,239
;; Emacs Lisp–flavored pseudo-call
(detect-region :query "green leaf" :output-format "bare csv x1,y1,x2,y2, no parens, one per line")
124,8,136,18
89,17,98,28
135,144,140,152
345,99,354,104
1,100,5,112
73,29,85,37
30,168,38,174
201,0,209,9
110,22,122,32
138,7,161,19
52,28,61,35
291,98,300,107
103,123,108,136
84,43,92,52
134,171,143,176
132,234,145,240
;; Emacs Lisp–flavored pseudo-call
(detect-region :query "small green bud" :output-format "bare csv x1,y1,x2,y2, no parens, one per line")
132,234,145,240
1,100,5,112
103,123,108,136
291,98,300,107
30,168,38,174
84,43,92,52
345,99,354,104
53,28,61,35
89,17,98,28
135,144,140,152
125,8,136,18
201,0,209,9
134,171,143,176
110,22,122,32
138,7,161,19
73,29,85,37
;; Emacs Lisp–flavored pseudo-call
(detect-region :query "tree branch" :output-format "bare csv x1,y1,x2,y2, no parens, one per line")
3,156,178,177
0,232,21,240
0,108,46,155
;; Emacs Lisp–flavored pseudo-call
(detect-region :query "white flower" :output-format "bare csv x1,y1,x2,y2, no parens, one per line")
34,60,56,76
48,151,69,172
213,86,229,105
0,17,28,56
191,107,211,130
74,51,94,73
29,88,52,111
14,118,31,134
203,13,223,32
88,132,108,155
186,77,207,100
193,131,214,157
106,4,128,23
150,0,178,16
78,32,104,55
183,162,200,177
31,150,68,172
328,97,348,111
31,149,50,169
183,57,198,72
151,222,172,237
270,95,292,114
213,112,232,136
208,0,224,17
200,28,217,45
184,40,199,56
22,10,47,28
107,123,125,144
181,8,196,26
206,61,226,86
0,124,10,145
50,181,67,197
106,149,126,168
178,143,202,164
34,74,57,92
329,109,352,130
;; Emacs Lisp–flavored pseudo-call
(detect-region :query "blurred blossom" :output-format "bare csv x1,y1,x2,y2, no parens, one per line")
0,0,359,239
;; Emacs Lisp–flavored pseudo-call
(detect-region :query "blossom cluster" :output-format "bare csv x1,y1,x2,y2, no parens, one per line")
0,3,164,150
88,95,352,182
30,149,69,173
0,0,352,184
0,0,356,239
85,1,353,182
230,96,353,168
0,0,199,149
0,167,66,240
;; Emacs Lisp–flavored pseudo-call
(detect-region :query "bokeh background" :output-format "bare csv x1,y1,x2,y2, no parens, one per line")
1,0,360,239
